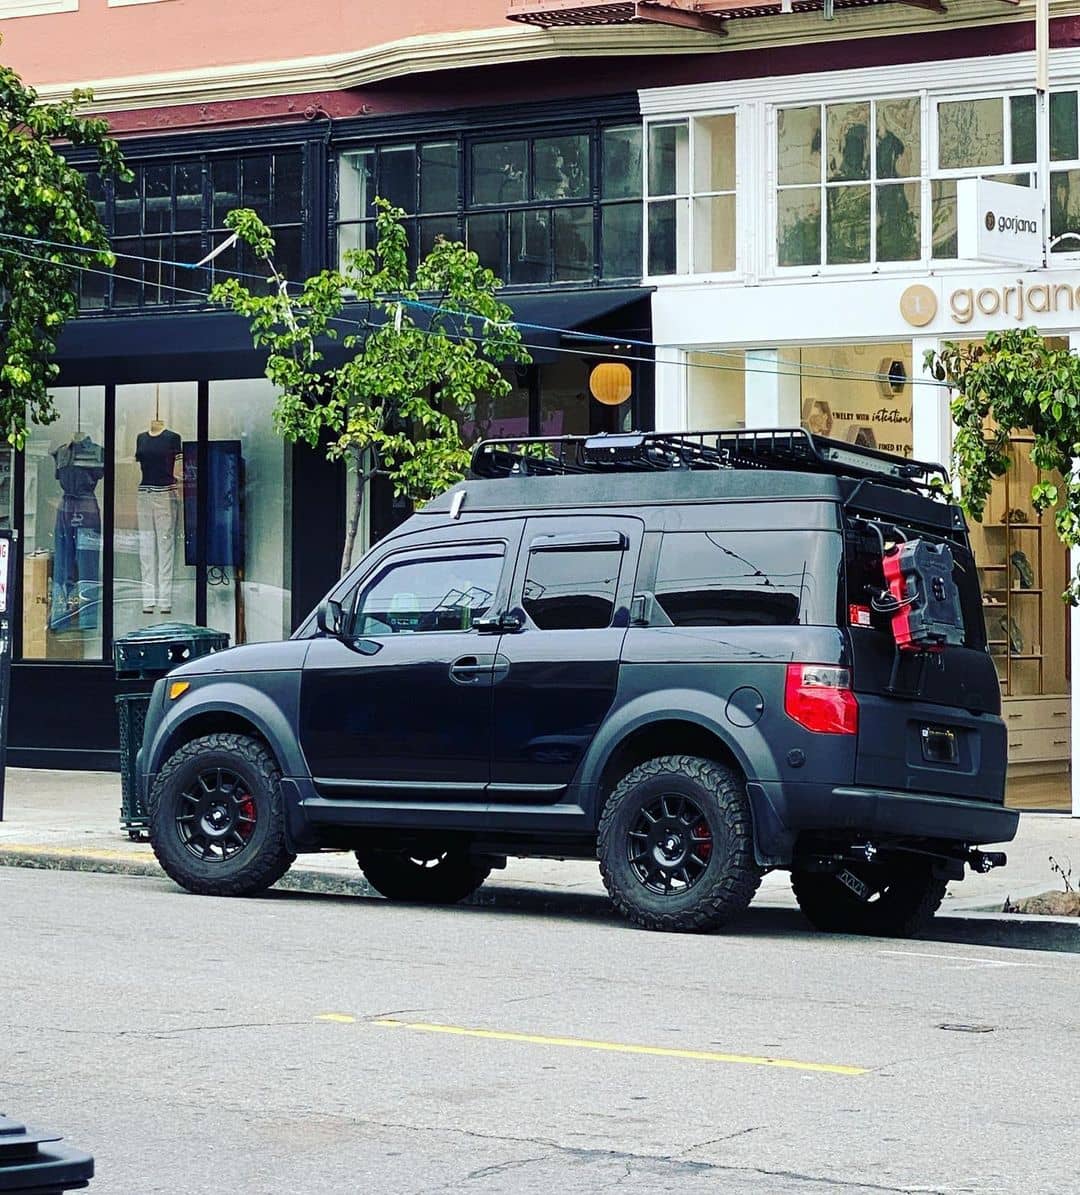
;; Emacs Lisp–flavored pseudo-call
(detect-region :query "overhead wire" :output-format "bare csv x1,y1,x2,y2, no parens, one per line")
0,231,949,389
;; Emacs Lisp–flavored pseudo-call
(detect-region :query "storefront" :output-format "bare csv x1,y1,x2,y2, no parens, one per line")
641,49,1080,814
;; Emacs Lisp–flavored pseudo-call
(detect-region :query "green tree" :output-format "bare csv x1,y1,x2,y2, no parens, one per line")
0,61,128,447
212,198,531,575
927,328,1080,602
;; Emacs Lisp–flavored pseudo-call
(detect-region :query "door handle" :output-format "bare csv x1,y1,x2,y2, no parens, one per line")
449,654,494,685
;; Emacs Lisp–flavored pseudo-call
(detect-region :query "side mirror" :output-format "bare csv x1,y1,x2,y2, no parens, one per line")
316,597,345,638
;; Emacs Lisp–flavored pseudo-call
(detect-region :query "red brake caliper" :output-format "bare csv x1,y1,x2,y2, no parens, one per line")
693,821,712,860
237,795,257,840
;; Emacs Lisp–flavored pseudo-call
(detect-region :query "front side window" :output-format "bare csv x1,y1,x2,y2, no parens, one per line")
522,546,622,630
647,114,735,276
777,97,921,268
654,531,838,627
355,551,503,636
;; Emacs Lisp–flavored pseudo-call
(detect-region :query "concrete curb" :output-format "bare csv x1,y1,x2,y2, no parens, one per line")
2,846,1077,950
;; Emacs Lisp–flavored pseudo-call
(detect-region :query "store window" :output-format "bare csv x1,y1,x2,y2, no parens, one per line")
22,387,106,660
1047,90,1080,254
80,149,306,311
932,94,1036,259
205,380,292,645
796,342,913,456
456,366,531,446
687,350,746,429
967,427,1071,810
646,114,735,276
776,98,921,268
539,357,592,436
113,383,197,640
337,124,643,286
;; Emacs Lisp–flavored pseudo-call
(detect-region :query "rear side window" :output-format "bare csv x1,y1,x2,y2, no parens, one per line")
844,521,985,649
654,531,839,627
523,546,622,630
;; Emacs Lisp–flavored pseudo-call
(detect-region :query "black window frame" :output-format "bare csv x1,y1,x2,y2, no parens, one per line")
334,120,643,289
78,146,310,314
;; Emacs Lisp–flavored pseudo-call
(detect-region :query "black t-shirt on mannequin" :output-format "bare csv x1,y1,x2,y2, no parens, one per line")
136,429,181,487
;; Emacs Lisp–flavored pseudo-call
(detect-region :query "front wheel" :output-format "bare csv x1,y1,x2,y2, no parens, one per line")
791,860,947,937
356,849,491,904
148,733,295,897
597,755,761,933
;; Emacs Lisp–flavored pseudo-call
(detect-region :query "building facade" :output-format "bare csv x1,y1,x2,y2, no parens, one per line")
2,0,1078,816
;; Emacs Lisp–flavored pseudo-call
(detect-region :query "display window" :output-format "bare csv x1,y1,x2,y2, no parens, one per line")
113,383,197,639
968,430,1072,811
21,388,106,661
17,379,294,661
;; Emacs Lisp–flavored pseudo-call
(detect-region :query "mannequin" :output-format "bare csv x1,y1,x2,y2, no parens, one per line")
135,387,181,615
50,388,104,632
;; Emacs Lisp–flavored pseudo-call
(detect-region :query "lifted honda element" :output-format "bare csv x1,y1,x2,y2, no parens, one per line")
142,428,1016,935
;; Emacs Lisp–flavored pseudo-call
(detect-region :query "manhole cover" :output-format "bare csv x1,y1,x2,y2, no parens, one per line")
937,1023,995,1033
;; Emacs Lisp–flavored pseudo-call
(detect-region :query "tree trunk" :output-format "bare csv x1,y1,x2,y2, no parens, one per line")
341,446,366,578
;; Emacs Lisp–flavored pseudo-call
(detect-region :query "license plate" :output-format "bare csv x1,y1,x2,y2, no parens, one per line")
921,725,958,764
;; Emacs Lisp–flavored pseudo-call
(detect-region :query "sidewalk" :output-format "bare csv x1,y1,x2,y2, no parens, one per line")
2,767,1079,916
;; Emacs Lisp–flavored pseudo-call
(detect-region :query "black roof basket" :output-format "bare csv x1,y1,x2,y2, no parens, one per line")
469,428,950,494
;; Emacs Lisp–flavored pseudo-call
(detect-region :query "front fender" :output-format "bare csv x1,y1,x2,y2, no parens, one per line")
145,673,307,780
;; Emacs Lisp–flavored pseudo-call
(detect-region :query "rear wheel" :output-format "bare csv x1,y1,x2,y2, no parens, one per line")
148,733,295,896
356,849,491,904
791,860,946,937
597,755,761,933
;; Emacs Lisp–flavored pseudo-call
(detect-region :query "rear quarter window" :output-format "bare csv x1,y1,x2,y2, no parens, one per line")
653,531,841,627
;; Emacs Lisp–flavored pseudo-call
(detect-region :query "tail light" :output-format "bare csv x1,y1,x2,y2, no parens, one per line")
784,664,858,735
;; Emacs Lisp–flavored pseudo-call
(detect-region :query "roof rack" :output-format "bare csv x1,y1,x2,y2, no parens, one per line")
468,428,950,493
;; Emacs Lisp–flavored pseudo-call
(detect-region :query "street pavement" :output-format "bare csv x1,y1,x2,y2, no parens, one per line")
2,768,1080,923
3,864,1078,1194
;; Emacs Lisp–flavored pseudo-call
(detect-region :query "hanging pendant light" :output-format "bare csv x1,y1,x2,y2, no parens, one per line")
589,361,633,406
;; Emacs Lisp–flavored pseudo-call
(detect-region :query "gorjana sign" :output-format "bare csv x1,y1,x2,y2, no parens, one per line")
956,178,1043,268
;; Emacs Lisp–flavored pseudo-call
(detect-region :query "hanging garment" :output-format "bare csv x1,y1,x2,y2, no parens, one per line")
49,438,105,632
137,486,179,613
50,495,102,631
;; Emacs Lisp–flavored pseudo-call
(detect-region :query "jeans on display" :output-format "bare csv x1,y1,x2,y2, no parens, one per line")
50,495,102,632
137,484,178,612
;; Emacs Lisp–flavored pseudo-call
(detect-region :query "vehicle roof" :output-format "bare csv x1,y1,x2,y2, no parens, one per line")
421,470,966,534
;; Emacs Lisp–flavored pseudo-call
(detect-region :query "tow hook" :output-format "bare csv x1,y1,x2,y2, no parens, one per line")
967,849,1007,874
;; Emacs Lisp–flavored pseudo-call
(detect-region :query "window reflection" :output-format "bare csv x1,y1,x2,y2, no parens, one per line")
23,388,106,660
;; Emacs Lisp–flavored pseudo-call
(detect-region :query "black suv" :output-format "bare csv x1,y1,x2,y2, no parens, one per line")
142,429,1016,936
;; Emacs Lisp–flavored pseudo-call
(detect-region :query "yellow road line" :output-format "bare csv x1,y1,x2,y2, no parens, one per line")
354,1017,866,1075
316,1013,358,1023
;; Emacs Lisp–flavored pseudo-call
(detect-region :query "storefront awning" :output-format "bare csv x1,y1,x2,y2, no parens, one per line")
53,286,654,385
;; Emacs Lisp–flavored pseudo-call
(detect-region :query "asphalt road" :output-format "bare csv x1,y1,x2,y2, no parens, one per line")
3,866,1077,1195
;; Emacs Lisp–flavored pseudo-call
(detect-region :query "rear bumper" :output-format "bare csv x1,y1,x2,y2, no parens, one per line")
747,780,1020,866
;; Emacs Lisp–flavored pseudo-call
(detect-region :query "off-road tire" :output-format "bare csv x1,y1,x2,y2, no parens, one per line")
597,755,761,933
356,849,491,904
149,733,295,896
791,861,947,937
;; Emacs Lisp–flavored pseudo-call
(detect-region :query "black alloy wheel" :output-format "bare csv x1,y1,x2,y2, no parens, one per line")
627,793,714,896
598,754,761,933
149,733,294,897
176,767,258,862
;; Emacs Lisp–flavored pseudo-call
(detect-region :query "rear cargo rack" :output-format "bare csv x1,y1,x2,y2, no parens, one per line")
469,428,950,494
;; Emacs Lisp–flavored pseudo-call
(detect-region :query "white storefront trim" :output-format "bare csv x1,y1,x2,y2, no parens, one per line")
640,45,1080,115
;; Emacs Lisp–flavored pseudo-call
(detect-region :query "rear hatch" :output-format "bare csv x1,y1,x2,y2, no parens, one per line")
842,489,1006,802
